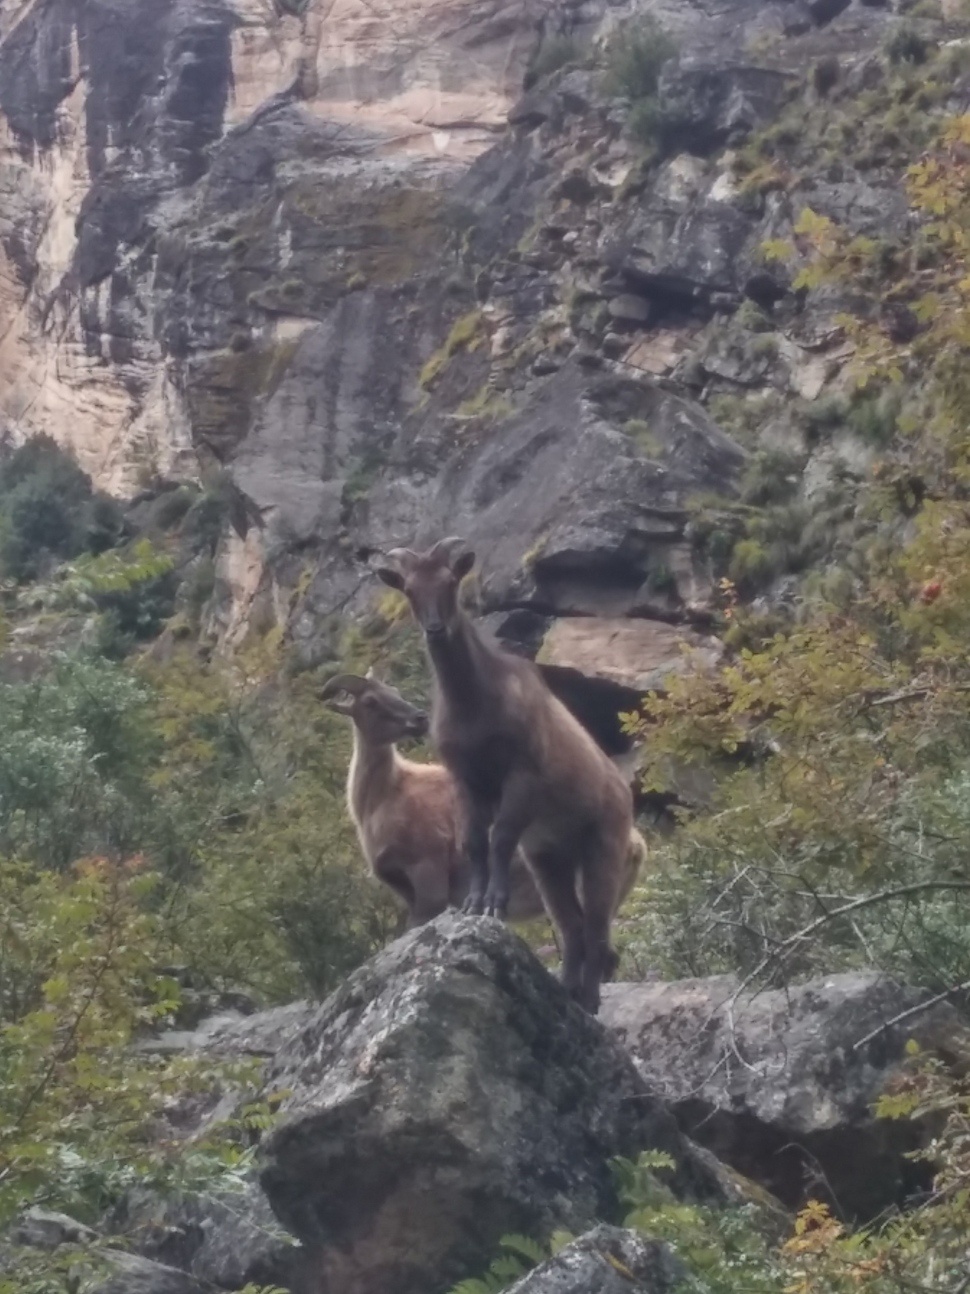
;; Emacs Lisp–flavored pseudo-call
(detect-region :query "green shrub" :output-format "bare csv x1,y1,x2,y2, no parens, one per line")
707,393,782,447
0,852,274,1258
181,556,217,626
152,485,198,532
747,333,779,361
525,33,583,87
624,419,664,456
884,23,929,65
740,450,803,507
628,95,665,145
799,394,849,440
735,300,775,333
603,17,676,100
182,478,231,555
0,438,125,582
601,17,676,149
846,390,901,445
728,537,776,590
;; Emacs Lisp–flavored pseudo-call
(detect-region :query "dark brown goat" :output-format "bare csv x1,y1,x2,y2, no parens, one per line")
320,671,546,928
376,538,641,1013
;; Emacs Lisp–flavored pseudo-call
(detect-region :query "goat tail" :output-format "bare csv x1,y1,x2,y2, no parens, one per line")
616,827,647,913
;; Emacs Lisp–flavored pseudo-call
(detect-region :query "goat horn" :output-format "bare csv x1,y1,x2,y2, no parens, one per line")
382,547,418,569
429,536,468,562
319,673,369,701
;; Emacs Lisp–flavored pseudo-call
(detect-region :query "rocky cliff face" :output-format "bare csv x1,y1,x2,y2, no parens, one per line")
0,0,542,490
0,0,940,683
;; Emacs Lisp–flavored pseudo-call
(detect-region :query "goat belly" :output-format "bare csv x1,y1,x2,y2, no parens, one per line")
443,745,515,805
518,818,568,853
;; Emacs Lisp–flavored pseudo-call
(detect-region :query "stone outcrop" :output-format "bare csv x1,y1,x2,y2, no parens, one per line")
506,1225,687,1294
539,617,723,693
95,1253,209,1294
600,971,970,1221
255,913,737,1294
15,938,970,1291
106,1183,304,1293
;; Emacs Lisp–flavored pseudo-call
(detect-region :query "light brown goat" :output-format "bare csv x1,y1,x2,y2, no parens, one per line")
320,671,547,927
376,538,644,1013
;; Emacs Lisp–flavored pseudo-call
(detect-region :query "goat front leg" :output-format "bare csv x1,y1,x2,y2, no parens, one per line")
483,784,532,920
460,798,492,915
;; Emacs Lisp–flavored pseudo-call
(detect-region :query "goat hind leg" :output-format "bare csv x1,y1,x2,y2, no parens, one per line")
578,846,624,1014
529,853,586,1002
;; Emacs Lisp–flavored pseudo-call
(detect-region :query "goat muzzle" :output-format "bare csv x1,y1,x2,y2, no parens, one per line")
406,713,430,738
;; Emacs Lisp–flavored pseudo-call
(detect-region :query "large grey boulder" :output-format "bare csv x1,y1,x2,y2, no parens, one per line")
657,63,795,155
1,1220,208,1294
106,1183,303,1292
95,1253,208,1294
8,1208,98,1250
257,914,737,1294
506,1225,687,1294
138,999,314,1063
601,972,970,1220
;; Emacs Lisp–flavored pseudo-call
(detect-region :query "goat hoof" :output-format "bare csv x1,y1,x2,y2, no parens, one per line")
462,894,485,915
484,897,508,921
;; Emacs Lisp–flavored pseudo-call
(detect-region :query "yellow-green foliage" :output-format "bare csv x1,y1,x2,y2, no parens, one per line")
735,30,965,184
624,418,664,456
727,537,774,588
521,534,550,571
139,652,401,1000
0,855,269,1238
420,311,486,389
376,588,410,624
625,89,970,979
456,385,514,422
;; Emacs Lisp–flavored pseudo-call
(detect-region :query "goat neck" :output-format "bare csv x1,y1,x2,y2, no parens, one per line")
347,726,398,824
425,607,496,715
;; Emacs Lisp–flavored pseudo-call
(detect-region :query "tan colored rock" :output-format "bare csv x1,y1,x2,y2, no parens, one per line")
210,528,272,655
624,329,694,376
539,617,723,694
226,0,541,162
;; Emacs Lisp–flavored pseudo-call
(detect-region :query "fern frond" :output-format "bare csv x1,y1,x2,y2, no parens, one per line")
500,1233,547,1264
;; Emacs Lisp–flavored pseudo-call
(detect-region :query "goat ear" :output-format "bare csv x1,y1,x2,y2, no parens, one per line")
453,548,476,581
375,565,405,591
374,546,416,590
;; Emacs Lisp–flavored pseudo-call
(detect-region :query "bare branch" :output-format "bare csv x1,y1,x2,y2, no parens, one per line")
726,880,970,1016
852,977,970,1052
